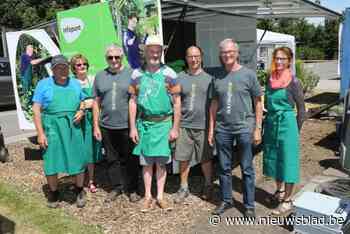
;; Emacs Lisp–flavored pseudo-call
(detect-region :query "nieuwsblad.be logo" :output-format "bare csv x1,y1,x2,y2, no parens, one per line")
60,18,84,43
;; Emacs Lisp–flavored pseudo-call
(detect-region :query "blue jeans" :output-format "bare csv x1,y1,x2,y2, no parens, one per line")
215,131,255,209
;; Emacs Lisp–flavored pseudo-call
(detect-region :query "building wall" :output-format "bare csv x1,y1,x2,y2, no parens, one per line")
196,14,257,70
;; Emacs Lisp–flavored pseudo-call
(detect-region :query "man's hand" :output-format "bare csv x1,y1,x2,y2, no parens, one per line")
38,133,48,149
253,128,262,146
169,128,179,142
208,130,214,147
94,126,102,141
129,127,139,144
73,110,84,123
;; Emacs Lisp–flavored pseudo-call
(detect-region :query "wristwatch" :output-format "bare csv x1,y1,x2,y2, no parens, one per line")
256,124,262,129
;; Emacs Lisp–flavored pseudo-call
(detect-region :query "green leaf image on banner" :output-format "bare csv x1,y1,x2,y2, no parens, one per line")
57,2,122,75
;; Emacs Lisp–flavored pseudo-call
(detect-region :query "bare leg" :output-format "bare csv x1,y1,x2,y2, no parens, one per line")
143,165,153,199
87,163,95,183
179,160,190,188
75,172,85,188
156,163,167,201
46,175,58,191
283,183,294,201
276,180,284,192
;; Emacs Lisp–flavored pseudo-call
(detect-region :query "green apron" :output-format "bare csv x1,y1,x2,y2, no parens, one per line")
81,77,102,163
263,85,300,183
42,79,87,176
133,68,173,157
21,64,32,93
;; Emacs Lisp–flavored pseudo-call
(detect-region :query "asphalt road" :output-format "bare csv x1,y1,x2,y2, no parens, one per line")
0,106,36,144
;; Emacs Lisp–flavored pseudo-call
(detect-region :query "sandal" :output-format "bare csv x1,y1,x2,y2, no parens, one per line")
270,190,285,203
88,182,97,193
271,200,293,216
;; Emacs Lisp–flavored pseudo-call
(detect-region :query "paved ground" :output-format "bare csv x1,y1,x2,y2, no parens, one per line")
0,109,35,144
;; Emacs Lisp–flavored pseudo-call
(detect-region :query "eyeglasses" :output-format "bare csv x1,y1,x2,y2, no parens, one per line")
220,50,238,55
107,55,122,61
275,57,288,62
75,63,88,67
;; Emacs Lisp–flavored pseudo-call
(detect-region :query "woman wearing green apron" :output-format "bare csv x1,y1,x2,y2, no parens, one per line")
129,35,181,212
71,54,102,193
263,47,305,216
32,55,88,208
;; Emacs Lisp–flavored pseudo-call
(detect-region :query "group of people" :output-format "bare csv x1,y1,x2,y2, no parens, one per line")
32,35,305,218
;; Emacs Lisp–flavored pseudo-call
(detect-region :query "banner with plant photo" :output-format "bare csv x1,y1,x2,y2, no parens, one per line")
109,0,163,69
6,30,60,129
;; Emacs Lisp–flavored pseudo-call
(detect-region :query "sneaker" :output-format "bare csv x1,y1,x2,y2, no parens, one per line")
141,197,153,212
47,190,59,209
129,192,141,203
157,199,173,211
244,208,256,218
76,189,87,208
173,188,189,204
201,185,214,201
105,188,122,203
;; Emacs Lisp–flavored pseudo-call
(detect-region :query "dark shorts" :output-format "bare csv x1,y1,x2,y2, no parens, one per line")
139,155,171,166
174,128,213,163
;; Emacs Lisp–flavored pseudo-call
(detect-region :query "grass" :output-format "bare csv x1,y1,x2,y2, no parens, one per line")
0,181,102,234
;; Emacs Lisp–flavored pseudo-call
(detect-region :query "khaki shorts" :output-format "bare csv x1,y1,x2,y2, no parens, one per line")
174,128,213,163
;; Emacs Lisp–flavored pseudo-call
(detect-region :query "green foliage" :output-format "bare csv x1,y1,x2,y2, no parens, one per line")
256,69,268,87
296,46,325,60
257,18,340,61
0,0,98,29
295,60,320,94
167,60,186,73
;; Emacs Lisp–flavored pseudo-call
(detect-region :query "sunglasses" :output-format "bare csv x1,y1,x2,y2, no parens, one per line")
107,55,122,61
75,63,88,67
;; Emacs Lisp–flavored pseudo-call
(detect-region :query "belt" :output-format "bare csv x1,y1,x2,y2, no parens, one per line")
141,115,172,122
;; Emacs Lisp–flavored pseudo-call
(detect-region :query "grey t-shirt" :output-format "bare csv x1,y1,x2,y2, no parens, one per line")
212,66,262,134
93,68,132,129
178,70,212,129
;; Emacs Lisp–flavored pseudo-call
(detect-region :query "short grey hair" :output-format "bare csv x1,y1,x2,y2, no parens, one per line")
219,38,239,51
105,44,123,56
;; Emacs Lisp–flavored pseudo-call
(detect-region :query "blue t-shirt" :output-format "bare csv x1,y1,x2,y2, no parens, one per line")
20,54,32,76
32,76,85,109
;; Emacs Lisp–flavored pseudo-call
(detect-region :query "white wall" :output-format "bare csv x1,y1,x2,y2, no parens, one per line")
196,14,257,69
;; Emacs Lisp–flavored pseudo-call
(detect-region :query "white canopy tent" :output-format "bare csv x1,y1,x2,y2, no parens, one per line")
257,29,296,73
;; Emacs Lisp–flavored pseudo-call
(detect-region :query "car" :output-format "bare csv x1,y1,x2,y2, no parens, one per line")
0,57,15,106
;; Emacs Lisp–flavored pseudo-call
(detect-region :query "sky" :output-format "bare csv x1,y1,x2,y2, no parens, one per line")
307,0,350,25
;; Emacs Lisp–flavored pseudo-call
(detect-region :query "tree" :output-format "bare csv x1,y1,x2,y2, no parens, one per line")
0,0,98,29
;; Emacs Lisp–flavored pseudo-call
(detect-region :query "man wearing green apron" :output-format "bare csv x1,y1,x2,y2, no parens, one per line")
32,55,88,208
129,35,181,212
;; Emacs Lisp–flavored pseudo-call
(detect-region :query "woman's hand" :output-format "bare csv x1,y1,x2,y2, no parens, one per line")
73,110,85,123
37,133,48,149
